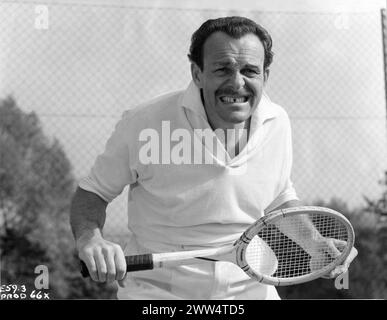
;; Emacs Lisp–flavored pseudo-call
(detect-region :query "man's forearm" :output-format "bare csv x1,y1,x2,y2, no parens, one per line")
271,200,324,254
70,187,108,240
70,187,127,283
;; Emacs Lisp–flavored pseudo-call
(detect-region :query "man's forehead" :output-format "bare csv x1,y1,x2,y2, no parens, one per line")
209,51,263,65
203,32,265,65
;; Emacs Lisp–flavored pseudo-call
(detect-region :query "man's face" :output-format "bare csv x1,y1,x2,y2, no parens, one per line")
192,32,269,126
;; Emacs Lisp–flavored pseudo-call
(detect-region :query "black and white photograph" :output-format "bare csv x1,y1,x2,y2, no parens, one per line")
0,0,386,306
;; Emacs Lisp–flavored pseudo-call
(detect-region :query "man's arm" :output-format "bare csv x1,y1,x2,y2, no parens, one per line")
271,199,324,252
70,187,126,283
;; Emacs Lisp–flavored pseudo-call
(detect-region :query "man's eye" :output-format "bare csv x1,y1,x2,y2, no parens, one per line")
244,69,259,76
214,68,229,74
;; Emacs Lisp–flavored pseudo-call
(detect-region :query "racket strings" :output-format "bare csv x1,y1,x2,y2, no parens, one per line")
245,213,349,279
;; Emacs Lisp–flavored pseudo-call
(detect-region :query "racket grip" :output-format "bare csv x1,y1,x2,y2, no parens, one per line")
126,254,154,272
80,254,154,278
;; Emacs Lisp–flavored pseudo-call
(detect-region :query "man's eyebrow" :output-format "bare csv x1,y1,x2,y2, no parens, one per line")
212,61,261,69
244,64,261,70
213,61,234,67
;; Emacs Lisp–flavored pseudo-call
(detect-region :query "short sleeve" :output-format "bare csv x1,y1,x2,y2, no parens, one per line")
79,111,138,202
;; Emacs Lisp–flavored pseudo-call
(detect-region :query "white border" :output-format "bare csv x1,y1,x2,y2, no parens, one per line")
2,0,386,12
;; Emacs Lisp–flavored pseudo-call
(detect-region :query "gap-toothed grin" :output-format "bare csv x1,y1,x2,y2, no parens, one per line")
219,96,249,104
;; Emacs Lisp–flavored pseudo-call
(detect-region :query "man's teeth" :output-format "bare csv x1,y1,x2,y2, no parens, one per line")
220,96,248,103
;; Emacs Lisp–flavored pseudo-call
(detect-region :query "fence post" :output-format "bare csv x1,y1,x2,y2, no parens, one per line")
381,9,387,117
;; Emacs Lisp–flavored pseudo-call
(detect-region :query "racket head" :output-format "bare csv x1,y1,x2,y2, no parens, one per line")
235,206,355,286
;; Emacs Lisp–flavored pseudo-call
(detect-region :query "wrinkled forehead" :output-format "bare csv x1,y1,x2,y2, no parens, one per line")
203,32,265,68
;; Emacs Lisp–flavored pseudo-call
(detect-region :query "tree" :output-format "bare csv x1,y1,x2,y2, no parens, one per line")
0,96,116,299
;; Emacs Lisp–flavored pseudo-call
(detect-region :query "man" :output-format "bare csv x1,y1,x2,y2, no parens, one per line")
70,16,356,299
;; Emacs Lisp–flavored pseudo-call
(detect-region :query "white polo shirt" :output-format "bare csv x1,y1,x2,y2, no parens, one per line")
79,81,298,299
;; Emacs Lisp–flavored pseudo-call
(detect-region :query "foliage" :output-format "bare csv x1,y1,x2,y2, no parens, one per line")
0,97,116,299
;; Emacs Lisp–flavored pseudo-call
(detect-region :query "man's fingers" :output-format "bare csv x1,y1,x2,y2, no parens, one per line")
324,239,341,258
329,265,347,278
114,246,127,287
332,239,347,250
325,247,358,279
103,249,117,283
83,257,99,282
343,247,358,268
319,238,357,279
94,252,108,282
114,249,127,281
331,247,358,277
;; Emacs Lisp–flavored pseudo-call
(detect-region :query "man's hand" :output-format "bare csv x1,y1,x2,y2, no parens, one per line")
309,237,358,279
325,246,358,279
77,231,127,286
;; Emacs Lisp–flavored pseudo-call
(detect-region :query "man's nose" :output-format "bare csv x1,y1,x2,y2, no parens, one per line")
228,71,245,90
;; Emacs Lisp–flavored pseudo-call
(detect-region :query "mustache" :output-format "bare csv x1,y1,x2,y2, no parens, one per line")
216,88,252,96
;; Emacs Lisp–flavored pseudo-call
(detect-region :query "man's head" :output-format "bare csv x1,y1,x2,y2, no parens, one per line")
188,16,274,127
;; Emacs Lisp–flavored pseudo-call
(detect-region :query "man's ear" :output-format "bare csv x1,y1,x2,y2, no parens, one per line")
191,63,203,88
264,68,270,84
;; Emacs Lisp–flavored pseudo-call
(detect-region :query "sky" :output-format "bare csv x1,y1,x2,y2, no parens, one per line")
0,0,386,237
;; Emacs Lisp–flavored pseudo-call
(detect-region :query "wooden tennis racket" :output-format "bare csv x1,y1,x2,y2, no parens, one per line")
80,206,355,286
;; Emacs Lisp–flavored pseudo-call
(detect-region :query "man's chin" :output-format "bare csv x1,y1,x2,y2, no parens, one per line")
222,112,251,124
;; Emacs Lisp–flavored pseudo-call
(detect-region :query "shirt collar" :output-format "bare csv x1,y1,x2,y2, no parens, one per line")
180,81,207,119
180,80,279,125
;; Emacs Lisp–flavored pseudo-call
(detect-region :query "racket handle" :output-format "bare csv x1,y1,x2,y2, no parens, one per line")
126,254,154,272
80,254,154,278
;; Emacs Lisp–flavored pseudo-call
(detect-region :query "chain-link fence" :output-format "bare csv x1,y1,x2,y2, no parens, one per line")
0,1,386,298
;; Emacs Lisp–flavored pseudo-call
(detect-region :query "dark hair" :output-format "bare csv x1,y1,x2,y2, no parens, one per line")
188,16,274,71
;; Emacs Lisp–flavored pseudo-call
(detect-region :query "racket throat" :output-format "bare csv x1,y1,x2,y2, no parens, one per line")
194,257,219,262
152,245,235,268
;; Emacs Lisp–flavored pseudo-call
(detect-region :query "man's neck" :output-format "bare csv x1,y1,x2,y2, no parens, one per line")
214,121,250,159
